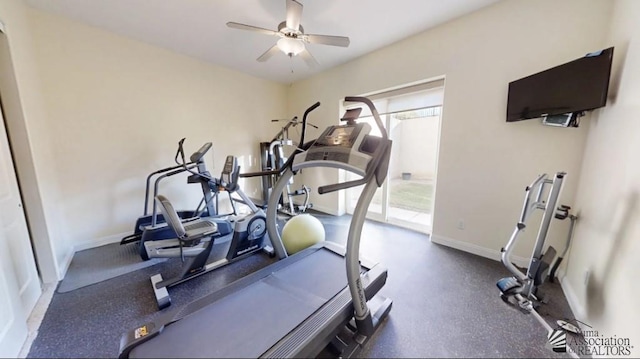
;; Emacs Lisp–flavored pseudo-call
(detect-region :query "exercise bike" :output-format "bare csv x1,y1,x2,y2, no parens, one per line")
144,154,273,310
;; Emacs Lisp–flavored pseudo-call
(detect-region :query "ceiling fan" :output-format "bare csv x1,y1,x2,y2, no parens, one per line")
226,0,350,67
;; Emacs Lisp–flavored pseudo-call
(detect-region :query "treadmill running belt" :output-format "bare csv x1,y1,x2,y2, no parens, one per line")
130,249,348,358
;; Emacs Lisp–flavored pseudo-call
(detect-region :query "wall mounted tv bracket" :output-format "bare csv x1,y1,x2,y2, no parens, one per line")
542,111,584,128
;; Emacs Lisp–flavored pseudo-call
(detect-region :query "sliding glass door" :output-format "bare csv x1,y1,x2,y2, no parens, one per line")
345,81,443,234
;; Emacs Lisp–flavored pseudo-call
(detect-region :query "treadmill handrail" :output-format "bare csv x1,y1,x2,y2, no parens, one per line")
344,96,387,140
300,101,320,146
316,137,391,195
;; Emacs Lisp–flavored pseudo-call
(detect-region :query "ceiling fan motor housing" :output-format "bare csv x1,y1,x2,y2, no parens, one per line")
278,21,304,37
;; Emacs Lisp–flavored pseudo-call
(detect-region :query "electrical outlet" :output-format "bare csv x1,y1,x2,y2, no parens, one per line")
457,219,465,230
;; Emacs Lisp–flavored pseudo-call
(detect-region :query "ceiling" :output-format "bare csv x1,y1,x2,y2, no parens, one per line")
25,0,500,84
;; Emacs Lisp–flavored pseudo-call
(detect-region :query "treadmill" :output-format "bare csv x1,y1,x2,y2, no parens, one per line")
118,96,393,358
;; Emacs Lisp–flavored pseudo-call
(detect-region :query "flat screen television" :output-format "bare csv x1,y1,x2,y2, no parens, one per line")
506,47,614,122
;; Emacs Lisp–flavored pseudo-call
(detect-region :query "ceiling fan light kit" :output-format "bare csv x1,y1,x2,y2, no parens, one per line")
277,37,305,56
226,0,350,67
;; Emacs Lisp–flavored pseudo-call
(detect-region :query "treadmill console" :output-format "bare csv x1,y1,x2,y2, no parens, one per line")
292,122,374,176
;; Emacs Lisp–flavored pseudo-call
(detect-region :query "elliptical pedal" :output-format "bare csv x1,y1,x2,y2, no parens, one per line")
496,276,522,296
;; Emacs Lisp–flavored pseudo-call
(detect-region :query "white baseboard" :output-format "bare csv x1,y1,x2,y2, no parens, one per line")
56,231,129,279
57,248,74,280
559,273,587,320
74,231,130,252
310,204,341,216
430,234,529,268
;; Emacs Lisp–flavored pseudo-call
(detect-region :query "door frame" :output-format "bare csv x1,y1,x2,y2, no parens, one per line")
341,77,445,234
0,19,59,283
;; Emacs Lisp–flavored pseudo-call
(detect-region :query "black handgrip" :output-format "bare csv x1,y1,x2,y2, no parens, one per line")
300,102,321,146
318,177,368,194
240,169,281,178
304,101,321,114
344,96,387,139
239,155,297,178
174,138,187,165
166,168,187,177
190,142,212,163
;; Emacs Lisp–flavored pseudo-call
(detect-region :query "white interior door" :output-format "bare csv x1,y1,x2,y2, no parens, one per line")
0,103,41,356
0,230,29,357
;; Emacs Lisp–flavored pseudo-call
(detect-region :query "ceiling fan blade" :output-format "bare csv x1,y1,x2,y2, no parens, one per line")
304,34,350,47
227,22,279,36
285,0,303,31
299,48,319,67
257,44,281,62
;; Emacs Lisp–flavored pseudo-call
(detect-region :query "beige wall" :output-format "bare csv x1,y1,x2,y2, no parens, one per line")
564,0,640,351
288,0,612,261
24,8,287,262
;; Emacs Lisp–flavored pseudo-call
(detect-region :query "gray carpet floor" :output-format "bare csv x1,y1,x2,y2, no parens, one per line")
29,214,580,358
57,242,166,293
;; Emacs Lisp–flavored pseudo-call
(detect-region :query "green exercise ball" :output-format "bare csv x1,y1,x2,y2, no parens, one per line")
281,214,325,255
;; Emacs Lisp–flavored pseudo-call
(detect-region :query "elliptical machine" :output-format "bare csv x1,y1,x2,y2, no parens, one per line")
120,139,235,245
497,172,579,335
144,154,273,310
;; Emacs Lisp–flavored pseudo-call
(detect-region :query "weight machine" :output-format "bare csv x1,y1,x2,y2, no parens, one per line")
258,116,316,216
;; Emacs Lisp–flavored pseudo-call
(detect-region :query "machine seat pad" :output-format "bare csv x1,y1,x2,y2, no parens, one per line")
496,276,522,296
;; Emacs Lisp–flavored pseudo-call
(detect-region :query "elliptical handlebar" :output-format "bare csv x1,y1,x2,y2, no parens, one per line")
174,139,218,185
175,138,187,166
501,172,566,283
143,162,195,215
174,138,212,166
520,173,548,223
190,142,213,163
173,140,257,213
501,224,529,282
501,173,550,282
